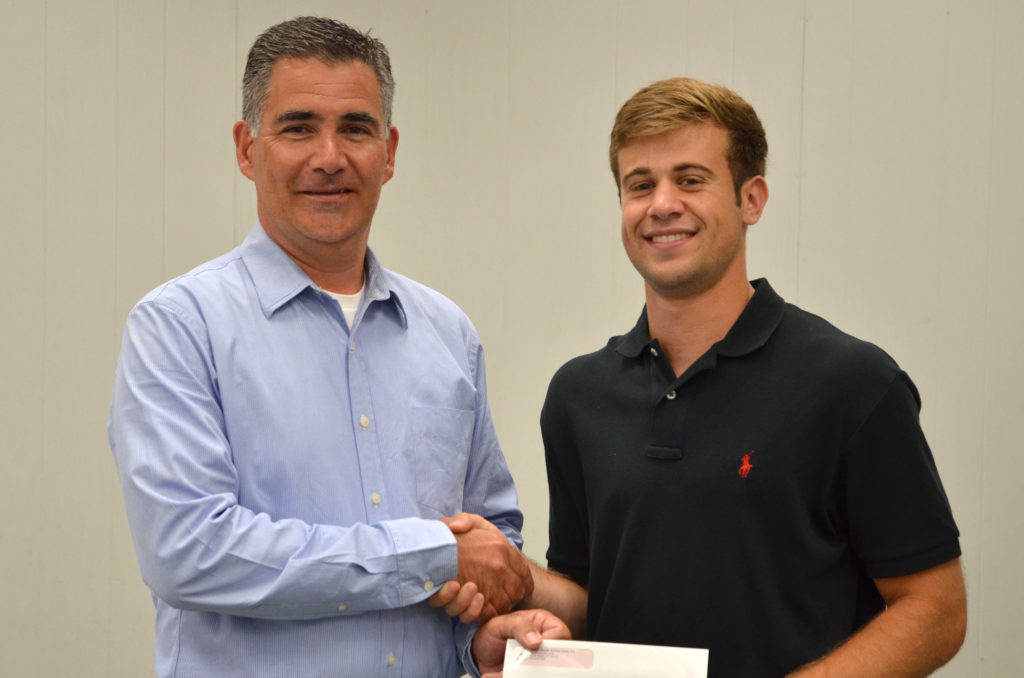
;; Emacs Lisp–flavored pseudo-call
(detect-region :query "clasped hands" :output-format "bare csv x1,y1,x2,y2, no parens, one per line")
428,512,533,622
428,512,570,676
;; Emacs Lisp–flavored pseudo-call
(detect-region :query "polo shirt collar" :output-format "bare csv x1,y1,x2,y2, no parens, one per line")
239,223,407,327
616,308,656,358
615,278,785,359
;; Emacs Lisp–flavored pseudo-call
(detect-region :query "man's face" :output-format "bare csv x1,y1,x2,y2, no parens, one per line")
234,58,397,276
617,122,766,300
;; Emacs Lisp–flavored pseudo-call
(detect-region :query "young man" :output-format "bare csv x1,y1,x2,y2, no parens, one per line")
486,78,966,678
108,17,561,678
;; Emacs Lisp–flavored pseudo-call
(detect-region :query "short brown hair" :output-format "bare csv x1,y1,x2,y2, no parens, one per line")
610,78,767,196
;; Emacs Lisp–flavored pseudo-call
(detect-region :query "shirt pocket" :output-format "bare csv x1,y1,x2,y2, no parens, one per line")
411,406,474,517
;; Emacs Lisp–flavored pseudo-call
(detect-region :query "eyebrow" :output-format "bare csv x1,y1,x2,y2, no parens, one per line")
273,110,381,130
620,162,715,185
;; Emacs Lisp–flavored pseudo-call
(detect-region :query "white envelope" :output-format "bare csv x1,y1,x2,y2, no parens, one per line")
502,638,708,677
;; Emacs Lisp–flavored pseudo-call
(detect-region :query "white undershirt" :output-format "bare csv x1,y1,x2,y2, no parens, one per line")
326,284,365,328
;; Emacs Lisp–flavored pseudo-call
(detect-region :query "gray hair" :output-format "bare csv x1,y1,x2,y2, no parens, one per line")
241,16,395,133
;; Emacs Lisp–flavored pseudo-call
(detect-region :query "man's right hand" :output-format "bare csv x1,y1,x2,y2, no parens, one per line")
429,512,533,622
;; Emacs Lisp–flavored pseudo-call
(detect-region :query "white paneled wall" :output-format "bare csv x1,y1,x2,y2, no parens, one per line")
1,1,1020,675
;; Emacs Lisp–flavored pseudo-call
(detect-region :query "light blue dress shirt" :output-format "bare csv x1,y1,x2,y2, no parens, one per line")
108,224,523,678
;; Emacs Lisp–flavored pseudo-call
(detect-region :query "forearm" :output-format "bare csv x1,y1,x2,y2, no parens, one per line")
519,561,588,639
125,491,458,618
789,561,967,678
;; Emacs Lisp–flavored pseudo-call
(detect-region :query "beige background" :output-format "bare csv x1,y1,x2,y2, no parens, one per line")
2,0,1021,675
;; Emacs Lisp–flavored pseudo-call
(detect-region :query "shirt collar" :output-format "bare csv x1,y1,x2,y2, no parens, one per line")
615,278,785,359
240,223,407,327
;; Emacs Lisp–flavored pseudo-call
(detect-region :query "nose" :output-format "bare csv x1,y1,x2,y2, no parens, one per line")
648,182,683,221
308,132,346,174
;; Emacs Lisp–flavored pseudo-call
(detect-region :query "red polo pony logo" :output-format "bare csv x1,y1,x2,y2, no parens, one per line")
739,451,755,478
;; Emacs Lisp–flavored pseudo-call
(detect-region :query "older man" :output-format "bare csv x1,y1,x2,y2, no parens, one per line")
108,16,559,678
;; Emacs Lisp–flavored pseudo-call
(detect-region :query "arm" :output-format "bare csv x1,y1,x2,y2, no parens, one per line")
109,300,458,618
788,558,967,678
520,561,588,640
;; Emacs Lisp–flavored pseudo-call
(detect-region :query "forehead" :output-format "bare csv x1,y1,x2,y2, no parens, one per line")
264,57,382,118
618,122,731,175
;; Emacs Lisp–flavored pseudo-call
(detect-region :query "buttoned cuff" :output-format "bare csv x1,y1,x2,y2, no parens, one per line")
384,517,458,606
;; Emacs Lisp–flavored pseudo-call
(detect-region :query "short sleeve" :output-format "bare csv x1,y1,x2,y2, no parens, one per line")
843,372,961,578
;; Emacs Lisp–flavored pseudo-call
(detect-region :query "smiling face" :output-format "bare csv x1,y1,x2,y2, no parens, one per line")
617,122,767,301
233,57,398,289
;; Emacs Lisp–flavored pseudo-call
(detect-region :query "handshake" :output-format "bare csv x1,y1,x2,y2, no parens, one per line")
427,512,573,676
427,512,534,622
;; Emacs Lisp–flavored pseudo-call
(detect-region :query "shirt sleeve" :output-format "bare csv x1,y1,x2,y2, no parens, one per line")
108,299,459,620
454,340,525,673
459,340,525,547
539,365,591,587
843,371,961,579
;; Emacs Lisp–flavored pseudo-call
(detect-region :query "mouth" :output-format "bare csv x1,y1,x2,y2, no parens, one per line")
298,188,354,204
648,231,695,245
300,188,353,196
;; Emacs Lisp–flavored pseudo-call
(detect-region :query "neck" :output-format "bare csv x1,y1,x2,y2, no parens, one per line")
296,253,366,294
259,222,369,293
645,275,754,378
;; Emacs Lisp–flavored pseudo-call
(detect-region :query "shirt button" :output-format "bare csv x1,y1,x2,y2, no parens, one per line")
423,578,434,591
649,347,659,357
359,415,370,429
350,341,356,353
666,390,677,400
387,652,396,667
371,492,382,506
337,602,348,611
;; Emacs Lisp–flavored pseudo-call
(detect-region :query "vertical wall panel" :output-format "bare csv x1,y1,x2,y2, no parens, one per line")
0,5,47,675
289,0,381,28
370,0,430,282
842,1,947,383
115,3,167,330
979,2,1024,673
613,0,691,100
683,0,737,84
163,1,238,276
108,4,168,675
930,2,996,676
798,0,855,321
40,0,119,675
505,0,624,558
233,1,288,243
374,0,509,306
734,0,805,298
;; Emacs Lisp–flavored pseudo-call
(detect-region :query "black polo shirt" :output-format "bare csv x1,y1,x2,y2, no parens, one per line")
542,279,960,678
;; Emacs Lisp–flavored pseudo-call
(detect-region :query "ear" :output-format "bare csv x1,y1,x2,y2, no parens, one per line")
739,176,768,226
382,125,399,185
233,120,256,181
